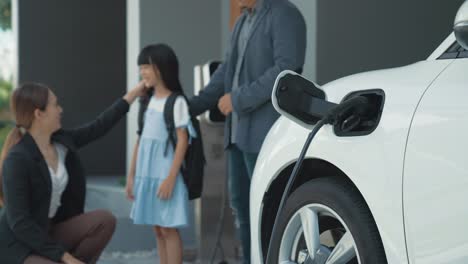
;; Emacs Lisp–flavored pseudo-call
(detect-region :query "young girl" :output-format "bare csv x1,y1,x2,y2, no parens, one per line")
125,44,194,264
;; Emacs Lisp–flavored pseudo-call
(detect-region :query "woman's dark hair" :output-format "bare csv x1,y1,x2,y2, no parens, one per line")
0,82,50,206
138,44,184,95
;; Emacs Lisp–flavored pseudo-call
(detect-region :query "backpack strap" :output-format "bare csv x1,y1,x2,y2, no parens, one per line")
163,93,180,156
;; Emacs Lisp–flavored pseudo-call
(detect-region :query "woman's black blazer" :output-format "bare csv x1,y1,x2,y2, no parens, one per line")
0,98,129,264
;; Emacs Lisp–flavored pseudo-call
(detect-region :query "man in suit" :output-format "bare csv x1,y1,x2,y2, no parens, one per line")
190,0,306,262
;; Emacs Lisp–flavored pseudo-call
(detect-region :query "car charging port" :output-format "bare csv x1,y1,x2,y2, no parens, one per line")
333,89,385,136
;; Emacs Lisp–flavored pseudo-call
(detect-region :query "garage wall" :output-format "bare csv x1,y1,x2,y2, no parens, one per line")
315,0,464,84
139,0,223,97
19,0,127,175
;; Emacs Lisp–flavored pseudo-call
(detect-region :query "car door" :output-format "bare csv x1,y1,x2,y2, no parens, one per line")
404,43,468,263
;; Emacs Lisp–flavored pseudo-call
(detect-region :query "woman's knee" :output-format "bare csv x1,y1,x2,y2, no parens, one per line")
94,210,117,233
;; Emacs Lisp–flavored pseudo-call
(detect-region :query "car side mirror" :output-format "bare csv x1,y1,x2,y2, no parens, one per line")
272,70,334,130
455,1,468,50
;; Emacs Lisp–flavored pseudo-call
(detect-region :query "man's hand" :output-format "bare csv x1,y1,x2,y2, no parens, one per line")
218,93,233,116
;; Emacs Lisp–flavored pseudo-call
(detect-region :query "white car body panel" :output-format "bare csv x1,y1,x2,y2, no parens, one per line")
250,35,458,263
404,58,468,263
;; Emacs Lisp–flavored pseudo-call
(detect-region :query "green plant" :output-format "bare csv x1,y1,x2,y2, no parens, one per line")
0,78,14,152
0,0,11,31
0,78,12,110
0,125,12,150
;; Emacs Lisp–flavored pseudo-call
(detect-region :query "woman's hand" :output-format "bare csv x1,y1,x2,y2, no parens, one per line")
125,176,135,201
157,176,176,200
62,252,85,264
123,81,147,104
132,80,147,97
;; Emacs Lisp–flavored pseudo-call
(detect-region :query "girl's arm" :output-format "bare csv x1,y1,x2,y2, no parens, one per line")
125,136,140,201
125,137,140,200
157,128,188,199
169,128,189,179
128,136,140,180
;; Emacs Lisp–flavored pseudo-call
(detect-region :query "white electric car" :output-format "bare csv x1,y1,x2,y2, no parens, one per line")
250,2,468,264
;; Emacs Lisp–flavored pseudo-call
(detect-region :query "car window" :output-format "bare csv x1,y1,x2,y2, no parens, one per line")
458,46,468,58
439,42,467,59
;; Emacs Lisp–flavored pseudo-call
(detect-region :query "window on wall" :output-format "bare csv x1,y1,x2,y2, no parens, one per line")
0,0,15,149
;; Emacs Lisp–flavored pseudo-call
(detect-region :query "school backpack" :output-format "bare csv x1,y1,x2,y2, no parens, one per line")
137,90,206,200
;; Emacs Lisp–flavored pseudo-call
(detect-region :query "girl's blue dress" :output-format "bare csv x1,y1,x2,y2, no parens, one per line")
130,95,195,227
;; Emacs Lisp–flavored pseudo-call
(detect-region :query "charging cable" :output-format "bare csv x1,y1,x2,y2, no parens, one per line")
265,96,370,263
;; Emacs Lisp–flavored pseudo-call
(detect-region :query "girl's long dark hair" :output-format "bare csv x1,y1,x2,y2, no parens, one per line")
137,44,184,95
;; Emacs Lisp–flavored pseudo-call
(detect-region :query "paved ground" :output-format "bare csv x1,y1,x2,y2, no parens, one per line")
98,251,240,264
86,176,242,264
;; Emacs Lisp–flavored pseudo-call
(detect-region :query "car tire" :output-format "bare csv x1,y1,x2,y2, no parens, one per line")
267,177,387,264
